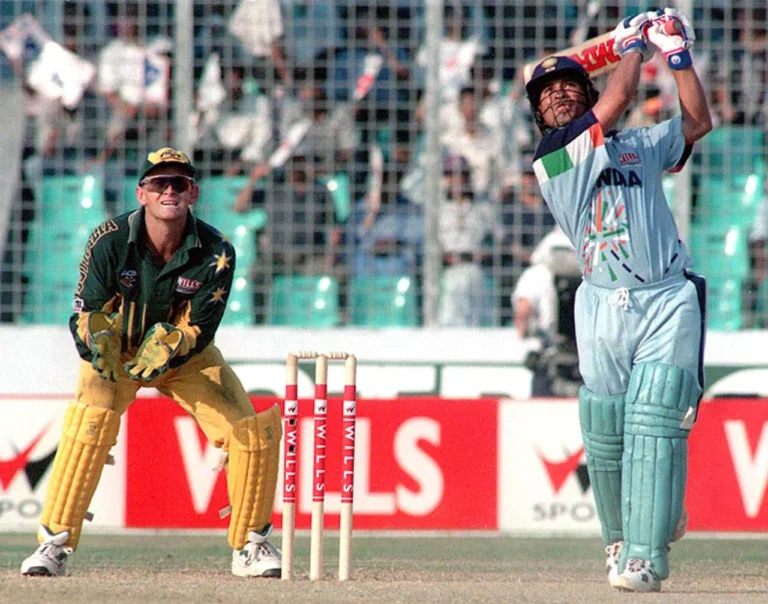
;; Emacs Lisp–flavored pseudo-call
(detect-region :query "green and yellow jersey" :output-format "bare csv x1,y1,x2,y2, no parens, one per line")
70,207,235,369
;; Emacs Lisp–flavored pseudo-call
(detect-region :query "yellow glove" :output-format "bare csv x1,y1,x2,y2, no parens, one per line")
87,312,123,382
124,323,184,383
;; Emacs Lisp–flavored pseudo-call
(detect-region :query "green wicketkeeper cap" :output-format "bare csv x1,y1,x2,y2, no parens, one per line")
139,147,197,182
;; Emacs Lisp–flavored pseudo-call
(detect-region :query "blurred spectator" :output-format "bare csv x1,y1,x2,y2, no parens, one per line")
498,160,557,268
437,154,494,327
442,85,503,201
228,0,341,89
234,66,358,208
248,154,342,321
97,3,170,157
259,155,341,276
415,3,484,104
712,7,768,125
349,144,423,278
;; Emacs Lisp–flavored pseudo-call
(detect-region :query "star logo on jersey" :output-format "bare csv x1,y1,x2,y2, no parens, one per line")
582,188,632,282
210,250,232,275
209,287,227,305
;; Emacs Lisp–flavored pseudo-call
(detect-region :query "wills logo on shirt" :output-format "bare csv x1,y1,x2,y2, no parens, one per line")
120,270,138,289
176,276,203,295
618,152,641,166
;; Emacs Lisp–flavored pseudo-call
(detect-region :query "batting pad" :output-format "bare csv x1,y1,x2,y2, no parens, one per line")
578,387,625,545
620,362,699,580
40,403,120,550
226,405,282,550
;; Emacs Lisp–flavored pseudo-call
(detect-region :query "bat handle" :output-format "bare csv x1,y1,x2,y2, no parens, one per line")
641,18,683,36
663,19,683,35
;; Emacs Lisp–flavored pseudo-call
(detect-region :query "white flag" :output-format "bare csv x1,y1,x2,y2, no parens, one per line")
144,51,170,107
354,53,384,102
268,119,311,168
26,41,95,109
0,14,48,63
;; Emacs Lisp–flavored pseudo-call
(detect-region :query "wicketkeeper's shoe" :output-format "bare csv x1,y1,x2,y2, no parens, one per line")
231,524,282,578
613,558,661,592
20,526,73,577
605,541,622,588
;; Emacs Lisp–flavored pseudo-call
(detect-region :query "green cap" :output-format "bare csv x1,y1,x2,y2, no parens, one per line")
139,147,197,182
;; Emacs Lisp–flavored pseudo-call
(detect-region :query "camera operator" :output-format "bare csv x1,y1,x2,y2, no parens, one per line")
513,226,582,396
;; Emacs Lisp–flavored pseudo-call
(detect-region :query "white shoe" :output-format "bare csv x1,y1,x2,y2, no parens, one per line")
605,541,622,587
613,558,661,592
231,524,282,578
20,526,72,577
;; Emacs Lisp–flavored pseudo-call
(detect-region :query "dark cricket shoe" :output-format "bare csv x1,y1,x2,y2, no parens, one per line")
21,526,73,577
231,524,282,578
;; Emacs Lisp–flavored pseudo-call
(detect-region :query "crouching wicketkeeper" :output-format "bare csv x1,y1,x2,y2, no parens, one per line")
21,148,282,578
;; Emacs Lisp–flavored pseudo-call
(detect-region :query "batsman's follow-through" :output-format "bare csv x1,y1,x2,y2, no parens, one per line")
282,351,357,581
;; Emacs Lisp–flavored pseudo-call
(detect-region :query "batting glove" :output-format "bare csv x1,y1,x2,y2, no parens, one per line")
124,322,184,383
87,312,123,382
645,8,695,70
612,13,655,62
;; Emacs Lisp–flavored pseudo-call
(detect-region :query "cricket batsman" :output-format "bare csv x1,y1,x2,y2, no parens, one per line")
21,148,283,578
525,8,711,592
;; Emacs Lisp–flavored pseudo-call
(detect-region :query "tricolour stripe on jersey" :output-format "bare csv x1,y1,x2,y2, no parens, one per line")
533,122,604,184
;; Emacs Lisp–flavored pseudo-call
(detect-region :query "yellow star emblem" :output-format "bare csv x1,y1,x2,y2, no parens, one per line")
209,287,227,304
210,250,232,274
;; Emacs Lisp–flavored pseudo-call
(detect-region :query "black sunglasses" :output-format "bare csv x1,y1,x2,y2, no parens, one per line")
140,175,196,193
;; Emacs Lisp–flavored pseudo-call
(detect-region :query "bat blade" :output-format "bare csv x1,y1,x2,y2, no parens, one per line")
524,31,620,83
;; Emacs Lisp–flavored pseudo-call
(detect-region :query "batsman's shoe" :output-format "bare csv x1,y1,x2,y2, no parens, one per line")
605,541,622,587
614,558,661,593
20,526,73,577
231,525,281,578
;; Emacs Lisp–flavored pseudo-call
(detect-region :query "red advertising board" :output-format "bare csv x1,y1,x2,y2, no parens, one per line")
687,399,768,530
125,396,499,531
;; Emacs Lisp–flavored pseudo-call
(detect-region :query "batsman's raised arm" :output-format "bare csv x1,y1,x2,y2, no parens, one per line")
645,8,712,144
592,14,653,132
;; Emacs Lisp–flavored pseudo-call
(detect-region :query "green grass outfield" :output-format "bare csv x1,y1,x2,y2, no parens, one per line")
1,533,767,603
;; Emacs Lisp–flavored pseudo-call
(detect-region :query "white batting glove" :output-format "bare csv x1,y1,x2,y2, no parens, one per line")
612,13,655,62
645,8,695,70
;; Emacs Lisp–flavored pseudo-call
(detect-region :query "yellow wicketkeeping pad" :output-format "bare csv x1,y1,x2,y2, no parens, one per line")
226,405,282,550
40,403,121,550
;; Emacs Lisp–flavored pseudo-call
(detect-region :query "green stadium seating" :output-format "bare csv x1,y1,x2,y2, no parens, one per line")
696,175,762,230
21,174,108,324
699,126,765,176
269,274,340,327
197,176,267,326
688,225,749,280
318,172,351,223
350,275,418,327
707,278,744,331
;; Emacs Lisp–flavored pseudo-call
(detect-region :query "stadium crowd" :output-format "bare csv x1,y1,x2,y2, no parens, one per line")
0,1,766,329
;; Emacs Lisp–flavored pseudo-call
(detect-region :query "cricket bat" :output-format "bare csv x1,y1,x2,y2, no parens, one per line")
523,18,682,83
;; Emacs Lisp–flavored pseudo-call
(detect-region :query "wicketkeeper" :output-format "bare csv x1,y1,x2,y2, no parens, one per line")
525,9,711,592
21,147,283,578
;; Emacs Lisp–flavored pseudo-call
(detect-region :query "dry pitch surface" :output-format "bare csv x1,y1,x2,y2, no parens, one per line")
1,533,767,603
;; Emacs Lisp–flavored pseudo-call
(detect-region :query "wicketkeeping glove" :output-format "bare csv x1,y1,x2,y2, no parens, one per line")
124,322,184,383
612,13,655,62
645,8,695,70
87,312,123,382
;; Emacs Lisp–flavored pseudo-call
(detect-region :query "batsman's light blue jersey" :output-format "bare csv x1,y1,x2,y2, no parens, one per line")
533,112,692,289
